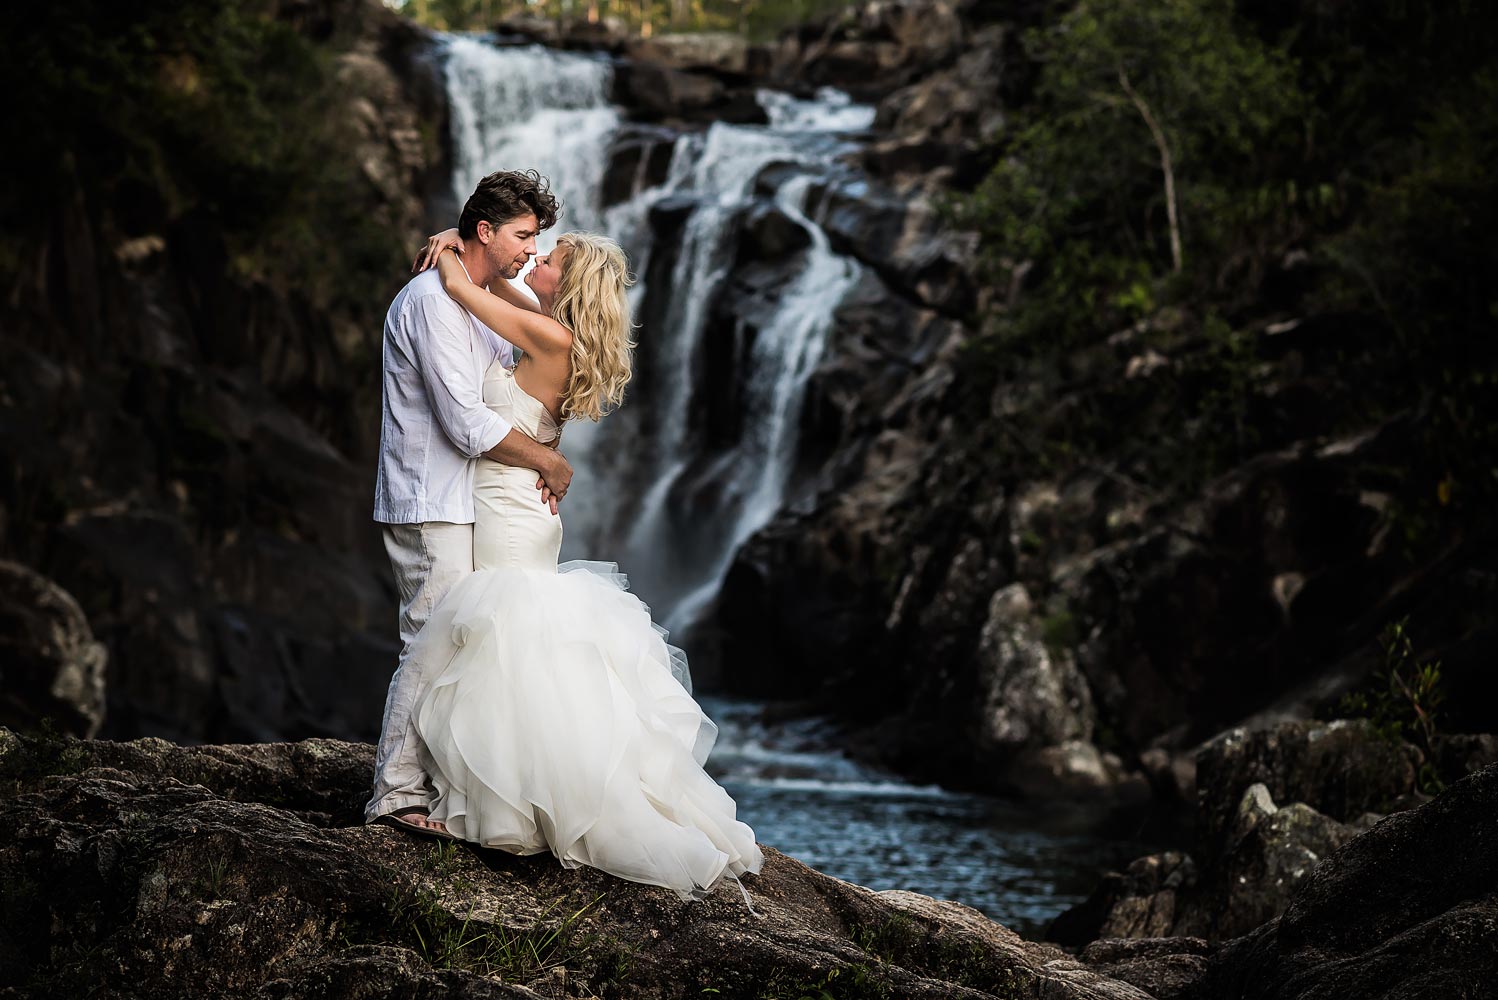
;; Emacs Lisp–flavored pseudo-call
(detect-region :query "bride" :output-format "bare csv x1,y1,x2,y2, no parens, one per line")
397,228,763,903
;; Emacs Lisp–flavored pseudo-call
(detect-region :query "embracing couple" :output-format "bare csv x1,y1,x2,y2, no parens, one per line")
362,169,762,903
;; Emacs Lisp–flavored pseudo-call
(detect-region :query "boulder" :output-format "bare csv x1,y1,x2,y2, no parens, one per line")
1081,937,1213,1000
624,31,769,77
816,180,978,316
1005,741,1152,805
1194,719,1420,867
0,561,108,738
601,124,679,207
975,584,1096,755
1197,764,1498,999
1051,722,1410,946
1183,783,1366,940
612,60,767,125
772,0,968,99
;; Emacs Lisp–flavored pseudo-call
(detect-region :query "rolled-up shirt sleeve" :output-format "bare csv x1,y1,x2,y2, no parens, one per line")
410,293,513,458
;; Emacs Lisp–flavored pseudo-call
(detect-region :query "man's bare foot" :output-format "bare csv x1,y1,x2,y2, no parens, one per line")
376,805,457,841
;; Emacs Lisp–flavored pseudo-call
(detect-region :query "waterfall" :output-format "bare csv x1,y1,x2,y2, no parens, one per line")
442,35,875,642
444,35,618,232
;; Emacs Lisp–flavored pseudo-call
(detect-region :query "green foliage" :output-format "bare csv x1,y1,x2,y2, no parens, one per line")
1338,618,1447,793
1040,608,1081,654
0,0,405,314
955,0,1302,350
950,0,1498,530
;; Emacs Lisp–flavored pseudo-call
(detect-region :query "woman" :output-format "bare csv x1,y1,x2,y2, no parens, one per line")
400,229,763,904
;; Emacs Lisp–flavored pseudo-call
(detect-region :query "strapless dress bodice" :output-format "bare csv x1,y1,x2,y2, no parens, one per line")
483,359,561,445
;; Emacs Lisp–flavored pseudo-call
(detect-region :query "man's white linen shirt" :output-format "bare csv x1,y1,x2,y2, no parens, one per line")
374,266,516,525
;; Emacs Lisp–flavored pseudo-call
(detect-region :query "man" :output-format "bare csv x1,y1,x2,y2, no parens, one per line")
365,169,571,836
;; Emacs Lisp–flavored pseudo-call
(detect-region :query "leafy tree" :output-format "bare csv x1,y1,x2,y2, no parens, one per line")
957,0,1303,350
0,0,403,314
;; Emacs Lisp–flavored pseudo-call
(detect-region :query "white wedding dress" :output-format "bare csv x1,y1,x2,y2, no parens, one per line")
409,360,763,901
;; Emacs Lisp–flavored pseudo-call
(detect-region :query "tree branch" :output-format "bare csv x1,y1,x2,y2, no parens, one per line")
1117,63,1183,273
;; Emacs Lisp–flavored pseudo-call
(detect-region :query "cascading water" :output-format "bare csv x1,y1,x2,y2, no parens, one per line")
444,35,618,230
443,33,873,635
566,98,875,635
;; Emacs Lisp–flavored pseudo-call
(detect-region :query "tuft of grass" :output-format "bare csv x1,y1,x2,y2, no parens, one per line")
382,882,606,983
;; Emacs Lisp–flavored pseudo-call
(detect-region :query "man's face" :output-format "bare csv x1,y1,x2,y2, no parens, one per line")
478,212,539,280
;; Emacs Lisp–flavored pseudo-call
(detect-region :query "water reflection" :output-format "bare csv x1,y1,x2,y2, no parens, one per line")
701,696,1154,937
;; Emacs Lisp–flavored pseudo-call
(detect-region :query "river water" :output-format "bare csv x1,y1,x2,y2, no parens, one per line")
700,696,1150,934
441,33,1150,934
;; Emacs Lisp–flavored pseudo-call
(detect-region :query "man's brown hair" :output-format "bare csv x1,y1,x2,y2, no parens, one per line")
458,169,560,239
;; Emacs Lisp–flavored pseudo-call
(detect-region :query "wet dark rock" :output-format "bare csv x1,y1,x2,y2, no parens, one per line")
1053,719,1431,948
601,125,679,207
771,0,968,100
1196,763,1498,999
1193,719,1420,868
1081,937,1213,1000
0,727,1158,1000
862,24,1006,188
738,203,813,263
816,178,977,316
1083,784,1365,943
1057,767,1498,999
0,561,108,738
612,60,767,126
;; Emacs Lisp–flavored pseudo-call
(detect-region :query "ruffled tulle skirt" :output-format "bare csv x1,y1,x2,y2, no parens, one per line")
409,560,763,900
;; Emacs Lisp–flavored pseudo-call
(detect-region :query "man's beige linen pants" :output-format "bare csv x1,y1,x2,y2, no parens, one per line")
364,520,472,822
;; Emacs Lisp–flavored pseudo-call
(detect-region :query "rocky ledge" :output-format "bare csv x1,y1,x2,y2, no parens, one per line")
0,728,1150,999
5,725,1496,999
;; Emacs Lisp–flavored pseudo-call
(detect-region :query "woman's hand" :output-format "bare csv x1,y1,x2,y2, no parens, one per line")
435,245,469,292
413,228,461,273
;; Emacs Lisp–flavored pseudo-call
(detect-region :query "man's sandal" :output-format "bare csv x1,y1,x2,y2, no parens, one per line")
376,805,458,841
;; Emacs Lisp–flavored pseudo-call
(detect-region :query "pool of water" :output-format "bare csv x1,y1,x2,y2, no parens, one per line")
699,695,1156,938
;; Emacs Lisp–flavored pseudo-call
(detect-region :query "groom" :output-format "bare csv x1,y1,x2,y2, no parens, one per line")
365,169,570,835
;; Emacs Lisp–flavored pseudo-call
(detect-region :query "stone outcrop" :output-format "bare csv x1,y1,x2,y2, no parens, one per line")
1192,720,1421,868
0,727,1155,1000
1196,762,1498,999
1049,718,1498,948
770,0,970,99
7,729,1496,999
0,561,108,738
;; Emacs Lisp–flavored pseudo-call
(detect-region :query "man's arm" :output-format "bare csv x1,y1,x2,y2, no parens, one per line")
485,430,573,516
410,296,514,458
408,294,573,513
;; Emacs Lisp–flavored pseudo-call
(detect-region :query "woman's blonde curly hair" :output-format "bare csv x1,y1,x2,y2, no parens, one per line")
550,231,636,422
